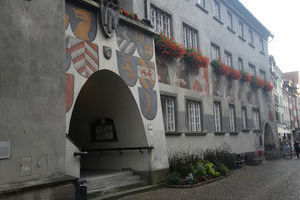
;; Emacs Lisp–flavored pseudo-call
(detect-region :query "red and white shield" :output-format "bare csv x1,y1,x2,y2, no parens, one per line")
68,37,99,78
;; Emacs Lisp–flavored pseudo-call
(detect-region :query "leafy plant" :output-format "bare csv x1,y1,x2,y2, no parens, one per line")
167,171,183,185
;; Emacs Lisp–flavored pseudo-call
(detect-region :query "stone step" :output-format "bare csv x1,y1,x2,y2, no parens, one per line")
86,175,142,191
81,170,146,198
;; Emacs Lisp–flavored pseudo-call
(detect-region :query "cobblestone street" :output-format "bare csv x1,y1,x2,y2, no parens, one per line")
119,159,300,200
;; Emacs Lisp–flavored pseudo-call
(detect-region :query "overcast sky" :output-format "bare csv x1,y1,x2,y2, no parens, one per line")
239,0,300,73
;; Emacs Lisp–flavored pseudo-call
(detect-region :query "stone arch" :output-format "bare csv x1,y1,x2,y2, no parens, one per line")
68,69,150,173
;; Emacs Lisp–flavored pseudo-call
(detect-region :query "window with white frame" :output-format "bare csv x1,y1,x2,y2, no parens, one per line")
227,11,233,30
249,29,254,45
238,58,244,71
150,5,171,37
214,102,222,132
260,38,265,53
249,64,256,76
239,21,244,38
242,107,247,130
183,23,198,49
187,100,202,131
211,43,220,60
259,70,266,80
252,109,260,130
229,105,236,131
161,96,176,132
214,1,221,20
225,51,232,66
198,0,205,8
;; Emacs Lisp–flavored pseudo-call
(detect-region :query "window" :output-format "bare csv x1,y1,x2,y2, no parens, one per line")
187,100,202,131
249,64,256,76
161,96,176,132
238,58,244,71
150,5,171,37
211,43,220,60
242,107,247,130
183,24,198,49
229,105,236,131
214,102,222,132
227,11,233,30
249,29,254,45
214,1,221,20
252,109,260,130
259,70,266,80
239,21,244,38
260,38,264,53
225,51,232,66
198,0,205,8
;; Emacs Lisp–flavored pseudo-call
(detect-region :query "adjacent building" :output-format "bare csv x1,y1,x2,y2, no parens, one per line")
0,0,278,199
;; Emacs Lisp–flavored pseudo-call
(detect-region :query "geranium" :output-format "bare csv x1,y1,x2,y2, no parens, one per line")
228,67,242,80
184,48,210,68
251,76,265,89
154,33,185,58
240,70,252,83
264,80,274,91
211,59,231,77
120,8,138,21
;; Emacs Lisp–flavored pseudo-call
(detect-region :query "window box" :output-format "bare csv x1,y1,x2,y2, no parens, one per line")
249,43,255,48
242,129,250,133
213,16,224,25
253,129,263,133
165,132,182,136
214,132,226,136
229,132,239,136
196,3,209,13
185,132,207,136
239,35,246,42
227,26,235,34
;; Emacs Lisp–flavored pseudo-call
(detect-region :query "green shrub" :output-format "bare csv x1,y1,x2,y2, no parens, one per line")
216,162,229,175
167,171,183,185
203,149,236,170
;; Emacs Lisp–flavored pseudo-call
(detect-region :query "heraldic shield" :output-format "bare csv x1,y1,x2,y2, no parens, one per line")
99,0,120,38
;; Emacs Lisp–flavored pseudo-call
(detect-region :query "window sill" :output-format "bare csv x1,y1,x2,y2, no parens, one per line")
239,36,246,42
185,132,207,136
242,129,250,133
260,51,265,56
213,16,224,25
214,132,226,136
227,27,235,34
229,132,239,136
165,132,182,136
249,43,255,48
196,3,209,14
253,129,263,133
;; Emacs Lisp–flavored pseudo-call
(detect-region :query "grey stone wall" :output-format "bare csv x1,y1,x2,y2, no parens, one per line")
0,0,66,185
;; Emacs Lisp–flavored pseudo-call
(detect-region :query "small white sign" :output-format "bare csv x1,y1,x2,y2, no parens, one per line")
0,141,11,159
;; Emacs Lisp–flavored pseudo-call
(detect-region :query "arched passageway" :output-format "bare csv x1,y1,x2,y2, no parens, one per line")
264,123,276,159
68,70,150,174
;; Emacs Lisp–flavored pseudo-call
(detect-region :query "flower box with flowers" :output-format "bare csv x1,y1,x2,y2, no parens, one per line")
227,67,242,81
251,76,265,89
184,48,210,69
210,59,231,77
240,70,252,83
154,33,185,59
264,80,274,92
120,8,152,27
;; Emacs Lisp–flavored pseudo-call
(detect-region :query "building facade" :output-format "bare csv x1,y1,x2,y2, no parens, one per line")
0,0,278,199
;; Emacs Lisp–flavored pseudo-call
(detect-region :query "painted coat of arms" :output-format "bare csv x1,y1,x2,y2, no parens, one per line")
99,0,120,38
67,36,99,78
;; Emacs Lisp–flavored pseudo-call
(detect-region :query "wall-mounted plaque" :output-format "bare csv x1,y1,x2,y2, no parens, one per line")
91,118,118,142
0,141,11,159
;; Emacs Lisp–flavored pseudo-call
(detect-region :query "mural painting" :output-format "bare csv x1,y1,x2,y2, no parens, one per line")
157,55,210,96
116,23,158,120
66,73,74,112
116,51,138,86
68,36,99,78
65,1,97,41
213,74,224,97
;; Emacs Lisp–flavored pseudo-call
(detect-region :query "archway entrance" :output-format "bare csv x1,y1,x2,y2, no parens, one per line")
264,123,276,159
68,70,150,176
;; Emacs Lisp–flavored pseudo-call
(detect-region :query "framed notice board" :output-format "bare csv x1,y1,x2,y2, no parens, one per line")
90,118,118,142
